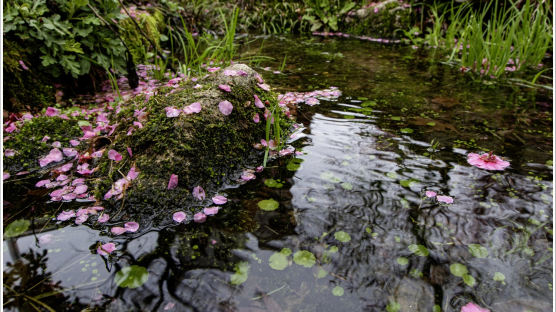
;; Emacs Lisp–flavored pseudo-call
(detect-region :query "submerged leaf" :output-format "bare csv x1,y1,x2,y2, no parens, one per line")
450,263,468,277
114,265,149,288
334,231,351,243
468,244,488,258
4,219,30,238
293,250,316,268
332,286,344,296
230,261,250,285
408,244,429,257
269,252,289,270
258,199,279,211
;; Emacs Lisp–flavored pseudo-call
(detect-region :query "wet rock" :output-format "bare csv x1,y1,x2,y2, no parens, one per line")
491,298,553,312
389,277,435,312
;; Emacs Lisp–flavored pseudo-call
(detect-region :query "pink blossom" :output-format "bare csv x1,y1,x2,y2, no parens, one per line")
203,206,219,216
218,100,233,116
212,195,227,205
425,191,437,198
241,170,256,181
59,162,73,172
437,195,454,204
36,179,50,187
193,212,207,223
111,227,127,235
168,174,178,190
127,147,133,157
108,149,122,161
256,166,264,172
254,94,264,108
223,69,238,76
207,67,220,72
133,121,143,128
4,149,15,157
127,166,139,180
62,193,77,201
173,211,186,223
461,302,490,312
279,147,294,156
124,221,139,232
98,214,110,223
63,148,78,157
91,150,104,158
306,98,319,106
77,163,95,175
4,123,17,133
255,73,264,84
218,84,232,92
192,186,206,200
72,178,85,186
257,83,270,91
183,102,202,114
39,148,63,167
19,60,29,70
165,106,181,117
57,210,76,221
56,174,68,181
74,184,88,194
75,214,88,224
467,152,510,171
3,172,11,181
253,113,260,123
97,242,116,256
45,107,60,117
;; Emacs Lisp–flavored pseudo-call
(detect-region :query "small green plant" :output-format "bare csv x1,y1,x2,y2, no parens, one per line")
302,0,356,32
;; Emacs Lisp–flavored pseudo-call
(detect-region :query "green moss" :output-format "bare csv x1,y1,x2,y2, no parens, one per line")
346,2,411,38
120,9,166,63
3,116,81,173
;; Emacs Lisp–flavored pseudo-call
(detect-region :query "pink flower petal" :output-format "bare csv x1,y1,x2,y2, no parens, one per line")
98,213,110,223
36,179,51,187
183,102,202,114
467,152,510,171
461,302,490,312
69,139,80,146
127,147,133,157
57,210,75,221
124,221,139,232
167,174,178,190
240,170,256,181
4,149,15,157
255,166,264,172
253,113,260,123
165,106,181,117
97,242,116,256
218,84,232,92
108,149,122,161
173,211,186,223
45,107,60,117
72,178,85,186
218,101,233,116
59,162,73,172
52,141,61,148
39,148,63,167
127,166,139,180
436,195,454,204
111,226,127,235
207,67,220,72
75,214,88,224
192,186,205,200
193,212,207,223
257,83,270,91
253,94,265,108
19,60,29,70
203,206,219,216
62,193,77,201
425,191,437,198
306,97,320,106
212,195,227,205
74,184,88,194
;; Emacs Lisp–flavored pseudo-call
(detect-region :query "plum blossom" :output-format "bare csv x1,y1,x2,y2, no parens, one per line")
173,211,186,223
4,149,15,157
257,83,271,91
203,206,219,216
111,227,127,235
98,214,110,223
240,170,256,181
19,60,29,70
57,210,76,221
467,152,510,171
97,242,116,256
63,148,78,157
218,101,233,116
253,113,260,123
124,222,139,232
45,107,60,117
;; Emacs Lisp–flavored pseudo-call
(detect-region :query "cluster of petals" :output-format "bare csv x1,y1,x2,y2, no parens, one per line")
39,148,64,167
425,190,454,204
192,186,206,200
111,221,140,235
97,242,116,256
278,87,341,106
467,152,510,171
57,206,104,224
104,166,139,200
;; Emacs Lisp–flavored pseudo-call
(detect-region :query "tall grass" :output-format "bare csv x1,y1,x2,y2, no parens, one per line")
422,0,552,81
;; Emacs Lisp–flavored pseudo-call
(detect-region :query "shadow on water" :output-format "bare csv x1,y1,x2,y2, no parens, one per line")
3,36,553,312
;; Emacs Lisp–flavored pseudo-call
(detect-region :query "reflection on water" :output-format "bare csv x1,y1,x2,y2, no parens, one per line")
3,36,552,312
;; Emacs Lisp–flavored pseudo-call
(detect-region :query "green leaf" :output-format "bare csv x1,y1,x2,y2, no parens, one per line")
426,122,436,126
269,252,289,270
391,116,401,121
77,120,91,127
293,250,316,268
468,244,488,258
230,261,250,285
286,158,303,171
400,128,414,134
264,179,283,188
433,304,442,312
396,257,409,266
317,268,328,278
493,272,505,284
386,172,398,179
328,246,338,253
449,263,468,277
400,179,416,188
280,248,292,256
258,199,279,211
114,265,149,289
340,182,353,190
334,231,351,243
332,286,344,296
462,273,476,287
320,171,341,183
408,244,429,257
4,219,30,238
386,301,401,312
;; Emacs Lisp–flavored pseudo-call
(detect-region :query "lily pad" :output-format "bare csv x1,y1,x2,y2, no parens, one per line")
332,286,344,296
269,252,289,271
286,158,303,171
340,182,353,190
264,179,284,188
462,273,476,287
468,244,488,258
334,231,351,243
449,263,468,277
258,199,279,211
396,257,409,266
408,244,429,257
4,219,30,238
114,265,149,289
230,261,250,285
293,250,316,268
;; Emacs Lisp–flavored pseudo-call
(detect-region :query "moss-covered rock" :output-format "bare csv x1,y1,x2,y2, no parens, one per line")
90,64,284,222
119,8,166,64
346,0,412,38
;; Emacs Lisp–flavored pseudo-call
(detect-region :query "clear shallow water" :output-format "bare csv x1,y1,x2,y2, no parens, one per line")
3,36,553,312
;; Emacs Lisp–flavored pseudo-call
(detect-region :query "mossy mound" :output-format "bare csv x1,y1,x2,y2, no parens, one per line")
347,0,411,38
119,9,166,64
91,64,283,221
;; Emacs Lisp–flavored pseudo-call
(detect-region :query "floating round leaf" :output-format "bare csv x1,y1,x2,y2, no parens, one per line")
396,257,409,266
334,231,351,243
114,265,149,289
258,199,279,211
317,268,328,278
493,272,506,284
332,286,344,296
230,261,250,285
280,248,292,256
264,179,284,188
408,244,429,257
293,250,316,268
269,252,289,271
450,263,468,277
4,219,30,238
468,244,488,258
462,273,476,287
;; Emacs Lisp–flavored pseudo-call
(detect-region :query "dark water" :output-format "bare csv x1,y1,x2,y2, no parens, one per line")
3,36,553,312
